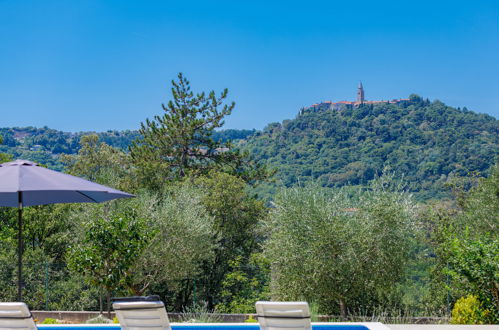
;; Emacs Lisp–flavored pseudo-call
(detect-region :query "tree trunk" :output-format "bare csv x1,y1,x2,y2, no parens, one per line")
107,291,111,319
99,291,103,314
339,299,347,319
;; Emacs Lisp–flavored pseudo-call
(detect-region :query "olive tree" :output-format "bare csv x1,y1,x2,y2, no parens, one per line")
127,185,215,297
265,178,416,316
68,186,214,311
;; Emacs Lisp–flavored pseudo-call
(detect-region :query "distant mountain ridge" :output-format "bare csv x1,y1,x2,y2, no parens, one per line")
242,94,498,200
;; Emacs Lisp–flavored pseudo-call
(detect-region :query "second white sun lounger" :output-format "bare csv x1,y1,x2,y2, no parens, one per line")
256,301,311,330
0,302,37,330
113,296,171,330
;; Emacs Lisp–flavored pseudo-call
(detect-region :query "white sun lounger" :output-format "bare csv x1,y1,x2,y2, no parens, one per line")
0,302,37,330
256,301,311,330
113,296,171,330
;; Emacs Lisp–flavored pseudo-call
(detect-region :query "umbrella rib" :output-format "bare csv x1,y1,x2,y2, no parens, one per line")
75,191,99,203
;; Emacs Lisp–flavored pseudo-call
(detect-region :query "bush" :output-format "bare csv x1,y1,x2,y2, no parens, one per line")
41,318,59,324
86,314,113,324
244,315,258,323
180,302,222,323
451,295,490,324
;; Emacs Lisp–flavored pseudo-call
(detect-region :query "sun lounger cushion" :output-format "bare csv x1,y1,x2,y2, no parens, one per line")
0,302,37,330
113,296,171,330
256,301,311,330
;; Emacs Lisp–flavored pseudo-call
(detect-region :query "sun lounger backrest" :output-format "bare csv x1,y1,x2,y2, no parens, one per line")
256,301,311,330
113,297,171,330
0,302,37,330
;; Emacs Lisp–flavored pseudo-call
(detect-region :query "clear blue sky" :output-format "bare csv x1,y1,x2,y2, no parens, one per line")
1,0,498,132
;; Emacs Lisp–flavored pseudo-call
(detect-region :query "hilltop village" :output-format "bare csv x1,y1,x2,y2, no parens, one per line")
300,83,410,114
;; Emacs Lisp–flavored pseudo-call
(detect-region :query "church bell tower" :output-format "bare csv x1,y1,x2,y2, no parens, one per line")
357,82,365,104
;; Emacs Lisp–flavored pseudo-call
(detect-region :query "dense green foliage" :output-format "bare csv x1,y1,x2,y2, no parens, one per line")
428,165,499,323
215,253,270,313
61,134,133,192
130,73,236,188
265,178,416,316
0,135,12,163
212,129,256,143
0,126,252,174
243,95,498,200
193,171,268,309
0,127,140,170
1,96,496,202
451,295,491,324
130,73,269,191
68,208,150,307
0,77,496,324
0,74,269,313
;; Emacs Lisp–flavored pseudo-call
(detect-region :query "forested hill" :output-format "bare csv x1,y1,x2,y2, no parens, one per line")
242,95,499,200
0,127,141,170
1,95,497,200
0,126,255,171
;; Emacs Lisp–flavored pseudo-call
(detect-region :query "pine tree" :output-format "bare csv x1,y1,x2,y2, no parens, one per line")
131,73,269,190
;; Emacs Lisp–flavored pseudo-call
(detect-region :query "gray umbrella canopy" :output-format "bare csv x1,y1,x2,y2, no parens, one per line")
0,159,134,301
0,159,134,206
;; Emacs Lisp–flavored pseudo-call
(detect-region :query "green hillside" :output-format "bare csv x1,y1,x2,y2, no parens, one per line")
1,95,497,200
243,95,498,200
0,127,254,171
0,127,141,170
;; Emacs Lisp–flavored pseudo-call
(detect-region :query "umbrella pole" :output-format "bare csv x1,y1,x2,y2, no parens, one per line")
17,192,23,301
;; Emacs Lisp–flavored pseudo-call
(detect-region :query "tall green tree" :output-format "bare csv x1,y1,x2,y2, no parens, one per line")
193,171,267,309
130,73,269,191
62,135,133,192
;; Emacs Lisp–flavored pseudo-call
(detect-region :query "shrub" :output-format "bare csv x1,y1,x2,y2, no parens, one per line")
86,314,113,324
309,301,321,322
244,315,258,323
41,318,59,324
180,302,222,323
451,295,490,324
